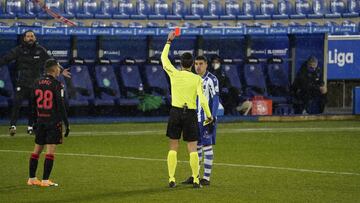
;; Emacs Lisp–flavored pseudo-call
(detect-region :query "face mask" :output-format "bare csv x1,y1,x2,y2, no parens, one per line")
213,63,221,70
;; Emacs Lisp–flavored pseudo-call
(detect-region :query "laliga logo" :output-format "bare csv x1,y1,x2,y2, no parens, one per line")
328,49,354,67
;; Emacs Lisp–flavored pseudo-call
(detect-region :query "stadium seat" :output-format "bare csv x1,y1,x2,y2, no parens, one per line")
223,63,242,94
17,0,41,19
144,62,170,97
113,0,133,19
255,0,275,20
0,0,22,19
94,64,120,106
343,0,360,17
38,0,63,19
131,0,150,19
184,0,205,20
272,0,292,19
203,0,222,20
148,0,168,20
290,0,311,19
266,57,290,103
63,0,79,19
76,0,97,19
95,0,114,19
325,0,345,18
308,0,328,18
0,66,14,108
238,0,256,20
243,58,267,97
68,64,95,106
167,0,187,20
220,0,240,20
117,64,143,103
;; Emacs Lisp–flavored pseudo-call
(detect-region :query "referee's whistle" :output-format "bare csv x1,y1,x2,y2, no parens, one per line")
174,27,181,36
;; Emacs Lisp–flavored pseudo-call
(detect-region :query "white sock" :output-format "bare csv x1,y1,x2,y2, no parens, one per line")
203,145,214,181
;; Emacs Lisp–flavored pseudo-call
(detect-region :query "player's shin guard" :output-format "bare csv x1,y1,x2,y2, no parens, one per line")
43,154,54,180
189,152,200,184
203,146,214,181
29,153,39,178
167,150,177,182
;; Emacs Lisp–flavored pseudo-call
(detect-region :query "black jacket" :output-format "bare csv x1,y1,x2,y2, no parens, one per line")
292,64,324,101
0,42,52,87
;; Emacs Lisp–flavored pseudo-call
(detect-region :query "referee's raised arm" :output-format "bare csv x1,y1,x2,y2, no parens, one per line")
161,31,179,76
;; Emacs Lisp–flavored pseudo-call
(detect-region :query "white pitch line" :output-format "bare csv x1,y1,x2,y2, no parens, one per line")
1,127,360,137
0,149,359,177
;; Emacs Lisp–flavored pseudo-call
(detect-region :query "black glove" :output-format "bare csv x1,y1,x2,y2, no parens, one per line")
64,127,70,137
205,117,216,133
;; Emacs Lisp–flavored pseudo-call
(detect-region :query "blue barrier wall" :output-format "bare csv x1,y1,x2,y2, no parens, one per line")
294,34,325,74
37,35,72,64
354,87,360,115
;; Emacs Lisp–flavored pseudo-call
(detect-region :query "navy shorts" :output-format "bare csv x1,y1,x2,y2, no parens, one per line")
198,122,217,146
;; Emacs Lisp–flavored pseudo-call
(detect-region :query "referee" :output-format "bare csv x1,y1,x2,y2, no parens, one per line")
0,30,71,136
162,31,213,188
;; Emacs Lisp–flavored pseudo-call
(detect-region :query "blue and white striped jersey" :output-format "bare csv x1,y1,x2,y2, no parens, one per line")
197,71,220,122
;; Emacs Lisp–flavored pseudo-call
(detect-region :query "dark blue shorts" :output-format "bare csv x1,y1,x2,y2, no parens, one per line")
198,122,217,146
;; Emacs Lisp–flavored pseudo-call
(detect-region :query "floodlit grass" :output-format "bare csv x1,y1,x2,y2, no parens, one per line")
1,121,359,202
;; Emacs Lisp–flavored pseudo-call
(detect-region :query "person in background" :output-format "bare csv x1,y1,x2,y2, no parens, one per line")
0,30,71,136
210,56,240,115
292,56,327,114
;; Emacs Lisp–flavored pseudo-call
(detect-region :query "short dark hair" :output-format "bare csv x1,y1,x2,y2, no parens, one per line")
180,52,193,69
211,55,221,63
44,59,59,73
308,56,318,64
23,30,35,38
195,55,208,63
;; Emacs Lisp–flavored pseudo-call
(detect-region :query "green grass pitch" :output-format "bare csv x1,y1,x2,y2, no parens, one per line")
0,121,359,202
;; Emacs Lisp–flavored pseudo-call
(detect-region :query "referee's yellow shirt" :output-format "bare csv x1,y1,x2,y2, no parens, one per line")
161,43,212,119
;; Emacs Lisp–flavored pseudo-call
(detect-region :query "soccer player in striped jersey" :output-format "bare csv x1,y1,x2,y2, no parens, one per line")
182,55,219,186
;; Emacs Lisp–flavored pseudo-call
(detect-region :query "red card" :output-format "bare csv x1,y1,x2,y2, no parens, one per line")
174,27,181,36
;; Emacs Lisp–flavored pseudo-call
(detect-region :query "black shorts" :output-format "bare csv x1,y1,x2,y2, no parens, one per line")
166,106,199,142
34,122,63,145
